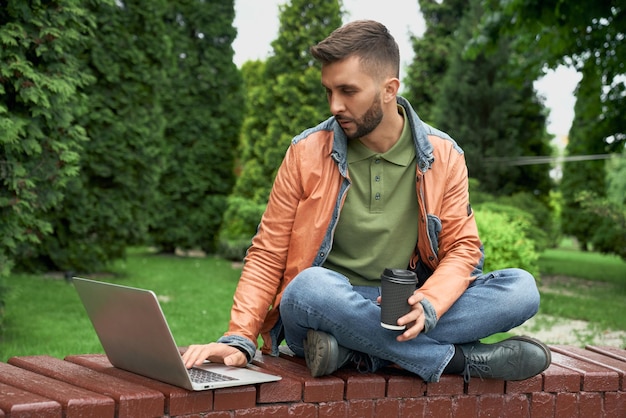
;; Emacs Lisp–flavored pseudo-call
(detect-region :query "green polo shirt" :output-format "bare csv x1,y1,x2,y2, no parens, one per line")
324,106,419,286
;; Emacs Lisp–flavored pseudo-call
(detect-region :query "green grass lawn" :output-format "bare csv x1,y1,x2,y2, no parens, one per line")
0,248,240,362
536,244,626,331
483,241,626,345
539,240,625,285
1,243,624,362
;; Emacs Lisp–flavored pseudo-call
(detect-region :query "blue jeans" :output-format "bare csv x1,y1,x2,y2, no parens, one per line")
279,266,539,382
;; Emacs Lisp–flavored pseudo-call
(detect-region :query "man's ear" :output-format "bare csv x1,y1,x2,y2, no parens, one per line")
383,77,400,103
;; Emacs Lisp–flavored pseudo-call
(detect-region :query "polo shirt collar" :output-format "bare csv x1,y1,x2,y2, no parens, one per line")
347,105,414,166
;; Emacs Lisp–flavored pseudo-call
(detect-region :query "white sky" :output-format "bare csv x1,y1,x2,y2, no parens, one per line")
233,0,580,136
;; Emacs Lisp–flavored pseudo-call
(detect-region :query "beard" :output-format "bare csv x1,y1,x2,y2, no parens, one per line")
336,94,383,140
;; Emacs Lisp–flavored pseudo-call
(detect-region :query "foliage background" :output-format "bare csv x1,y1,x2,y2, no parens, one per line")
0,0,94,277
2,0,242,276
1,0,625,331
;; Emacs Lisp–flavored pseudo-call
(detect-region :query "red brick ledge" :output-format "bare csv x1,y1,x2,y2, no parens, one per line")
0,345,624,417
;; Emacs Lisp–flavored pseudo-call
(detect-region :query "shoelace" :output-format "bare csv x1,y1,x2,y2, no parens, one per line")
462,359,492,383
352,352,374,374
461,345,493,383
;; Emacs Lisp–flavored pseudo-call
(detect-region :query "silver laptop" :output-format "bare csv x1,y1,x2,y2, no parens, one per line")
73,277,281,390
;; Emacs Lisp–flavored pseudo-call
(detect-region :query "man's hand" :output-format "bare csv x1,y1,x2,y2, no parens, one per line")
182,342,247,369
378,291,427,342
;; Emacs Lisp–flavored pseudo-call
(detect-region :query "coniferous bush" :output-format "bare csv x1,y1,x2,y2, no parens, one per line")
17,0,171,273
1,1,95,275
150,0,242,255
3,0,243,274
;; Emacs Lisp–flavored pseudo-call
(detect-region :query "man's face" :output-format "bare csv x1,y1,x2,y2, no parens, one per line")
321,56,384,140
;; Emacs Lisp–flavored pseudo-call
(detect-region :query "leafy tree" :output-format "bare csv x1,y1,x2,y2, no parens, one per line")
474,0,625,151
561,62,626,260
473,0,625,256
431,0,553,199
560,60,611,251
17,0,172,273
218,0,343,258
0,0,96,276
150,0,242,254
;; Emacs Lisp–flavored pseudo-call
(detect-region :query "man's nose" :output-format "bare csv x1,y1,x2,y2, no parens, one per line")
328,94,345,115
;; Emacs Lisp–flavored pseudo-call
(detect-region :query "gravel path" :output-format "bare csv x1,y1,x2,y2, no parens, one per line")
512,314,626,348
506,274,626,348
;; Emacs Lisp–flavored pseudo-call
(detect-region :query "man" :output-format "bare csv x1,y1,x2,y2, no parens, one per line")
183,20,551,383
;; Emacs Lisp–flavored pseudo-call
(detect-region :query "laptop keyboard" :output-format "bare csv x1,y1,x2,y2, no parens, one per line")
188,367,238,383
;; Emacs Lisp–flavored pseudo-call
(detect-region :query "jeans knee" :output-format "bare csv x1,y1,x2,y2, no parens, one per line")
507,268,540,314
282,267,332,302
282,266,350,309
517,267,539,292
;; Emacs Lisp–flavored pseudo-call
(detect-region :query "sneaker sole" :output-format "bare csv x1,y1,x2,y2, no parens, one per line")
304,330,338,377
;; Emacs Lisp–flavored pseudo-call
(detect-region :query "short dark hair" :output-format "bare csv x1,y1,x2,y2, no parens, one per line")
310,20,400,79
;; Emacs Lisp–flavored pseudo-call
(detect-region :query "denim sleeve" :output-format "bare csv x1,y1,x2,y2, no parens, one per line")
217,335,257,363
420,298,438,333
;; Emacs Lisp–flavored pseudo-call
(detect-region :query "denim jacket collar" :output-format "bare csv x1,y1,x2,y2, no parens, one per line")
330,95,438,176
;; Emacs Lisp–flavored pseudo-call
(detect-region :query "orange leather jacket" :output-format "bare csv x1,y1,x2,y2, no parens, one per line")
222,96,484,356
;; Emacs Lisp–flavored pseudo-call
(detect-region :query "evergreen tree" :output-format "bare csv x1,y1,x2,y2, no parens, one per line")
18,0,172,273
150,0,242,254
560,60,609,250
218,0,343,258
403,0,468,122
431,0,552,199
214,60,268,259
0,0,96,276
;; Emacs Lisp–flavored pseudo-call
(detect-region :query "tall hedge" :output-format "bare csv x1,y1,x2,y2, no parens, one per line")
149,0,242,254
16,0,172,273
403,0,468,121
0,0,96,276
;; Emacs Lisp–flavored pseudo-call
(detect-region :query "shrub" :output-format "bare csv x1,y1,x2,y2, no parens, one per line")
494,192,561,249
476,200,548,253
475,208,540,280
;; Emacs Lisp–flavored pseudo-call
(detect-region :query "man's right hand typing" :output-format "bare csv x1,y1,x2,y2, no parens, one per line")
182,342,248,368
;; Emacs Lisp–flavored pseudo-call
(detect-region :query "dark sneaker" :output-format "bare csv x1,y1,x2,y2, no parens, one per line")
303,330,354,377
459,336,551,382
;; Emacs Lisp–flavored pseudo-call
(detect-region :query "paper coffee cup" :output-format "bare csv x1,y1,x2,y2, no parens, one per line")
380,268,417,330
